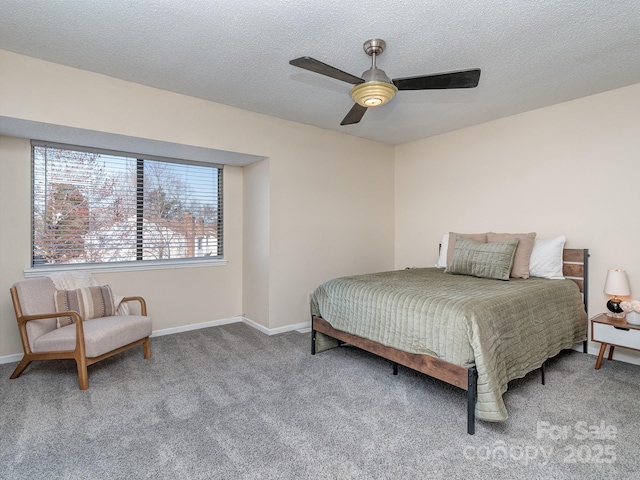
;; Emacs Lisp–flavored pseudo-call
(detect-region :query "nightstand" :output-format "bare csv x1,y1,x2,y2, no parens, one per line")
591,313,640,369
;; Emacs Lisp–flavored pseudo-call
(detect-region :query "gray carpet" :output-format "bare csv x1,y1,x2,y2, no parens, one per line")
1,323,639,480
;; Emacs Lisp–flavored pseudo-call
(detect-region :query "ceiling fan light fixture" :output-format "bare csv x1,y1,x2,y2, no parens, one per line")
289,38,481,126
350,81,398,108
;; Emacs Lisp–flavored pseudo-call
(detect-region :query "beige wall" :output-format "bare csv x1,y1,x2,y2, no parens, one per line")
0,50,395,357
266,133,396,329
243,158,270,327
0,136,33,357
395,82,640,361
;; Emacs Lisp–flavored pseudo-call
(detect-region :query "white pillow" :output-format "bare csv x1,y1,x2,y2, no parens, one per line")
436,234,449,268
529,235,566,279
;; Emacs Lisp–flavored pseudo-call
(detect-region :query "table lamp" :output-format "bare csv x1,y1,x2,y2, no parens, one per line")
603,269,630,318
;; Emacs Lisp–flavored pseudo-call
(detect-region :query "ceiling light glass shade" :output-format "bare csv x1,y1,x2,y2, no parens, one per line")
350,81,398,107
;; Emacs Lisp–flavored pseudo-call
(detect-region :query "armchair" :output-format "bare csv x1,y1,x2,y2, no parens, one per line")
9,277,152,390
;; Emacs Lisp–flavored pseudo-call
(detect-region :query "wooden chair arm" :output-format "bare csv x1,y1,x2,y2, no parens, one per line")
15,310,87,357
17,310,83,325
121,296,147,316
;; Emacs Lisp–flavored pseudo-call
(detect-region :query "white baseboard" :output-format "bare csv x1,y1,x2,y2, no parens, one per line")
5,324,636,367
151,316,311,337
570,341,640,366
0,316,311,365
241,317,311,336
150,316,243,337
0,353,23,365
151,316,311,338
583,343,640,366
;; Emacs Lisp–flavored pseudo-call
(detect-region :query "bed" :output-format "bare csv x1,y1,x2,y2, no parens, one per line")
310,244,589,435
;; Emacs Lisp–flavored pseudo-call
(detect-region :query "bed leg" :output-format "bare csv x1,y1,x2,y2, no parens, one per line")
541,361,546,385
467,367,477,435
583,340,587,354
392,362,398,375
311,327,316,355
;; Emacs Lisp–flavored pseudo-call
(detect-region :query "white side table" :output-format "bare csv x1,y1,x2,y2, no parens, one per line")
591,313,640,369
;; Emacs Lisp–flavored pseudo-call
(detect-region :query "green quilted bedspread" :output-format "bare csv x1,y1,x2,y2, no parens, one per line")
310,268,587,422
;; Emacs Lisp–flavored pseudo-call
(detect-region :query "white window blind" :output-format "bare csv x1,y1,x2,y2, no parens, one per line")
32,141,223,267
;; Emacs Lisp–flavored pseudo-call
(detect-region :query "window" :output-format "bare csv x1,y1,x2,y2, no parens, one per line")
32,141,223,268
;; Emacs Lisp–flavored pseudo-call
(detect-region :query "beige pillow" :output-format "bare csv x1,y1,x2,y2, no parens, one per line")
486,232,537,279
446,232,488,267
54,285,117,328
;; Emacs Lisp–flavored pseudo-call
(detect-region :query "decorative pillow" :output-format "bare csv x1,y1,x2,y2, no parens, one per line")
486,232,537,279
436,233,449,268
446,232,488,267
529,235,566,279
54,285,117,328
446,237,519,281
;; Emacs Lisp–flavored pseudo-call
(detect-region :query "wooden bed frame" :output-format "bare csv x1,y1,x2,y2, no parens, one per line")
311,248,589,435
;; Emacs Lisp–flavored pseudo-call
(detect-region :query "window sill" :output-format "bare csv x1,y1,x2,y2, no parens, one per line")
24,258,228,277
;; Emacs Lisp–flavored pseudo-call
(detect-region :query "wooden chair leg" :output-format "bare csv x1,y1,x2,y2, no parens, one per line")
76,358,89,390
10,357,33,379
143,337,152,359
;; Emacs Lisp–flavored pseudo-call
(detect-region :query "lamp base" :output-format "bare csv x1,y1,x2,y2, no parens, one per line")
606,298,625,318
607,298,623,313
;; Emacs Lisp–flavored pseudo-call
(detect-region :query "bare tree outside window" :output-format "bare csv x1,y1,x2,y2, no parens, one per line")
32,142,222,267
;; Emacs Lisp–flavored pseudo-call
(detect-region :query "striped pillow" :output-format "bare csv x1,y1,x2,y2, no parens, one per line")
54,285,117,328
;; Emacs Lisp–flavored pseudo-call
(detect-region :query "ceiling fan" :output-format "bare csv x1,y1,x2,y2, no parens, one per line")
289,39,481,126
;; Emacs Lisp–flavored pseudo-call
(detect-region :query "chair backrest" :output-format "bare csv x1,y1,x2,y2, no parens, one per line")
12,277,58,350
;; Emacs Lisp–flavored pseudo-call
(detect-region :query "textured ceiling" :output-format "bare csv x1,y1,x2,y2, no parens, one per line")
1,0,639,145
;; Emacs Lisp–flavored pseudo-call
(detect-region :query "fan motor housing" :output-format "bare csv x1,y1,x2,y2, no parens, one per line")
363,39,386,56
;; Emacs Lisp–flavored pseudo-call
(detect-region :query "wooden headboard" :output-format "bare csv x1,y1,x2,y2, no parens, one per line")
563,248,589,315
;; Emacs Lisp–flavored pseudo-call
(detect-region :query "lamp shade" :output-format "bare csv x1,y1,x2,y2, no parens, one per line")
603,269,631,296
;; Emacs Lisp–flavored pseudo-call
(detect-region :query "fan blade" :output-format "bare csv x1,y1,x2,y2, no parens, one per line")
392,69,481,90
340,103,368,125
290,57,364,85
